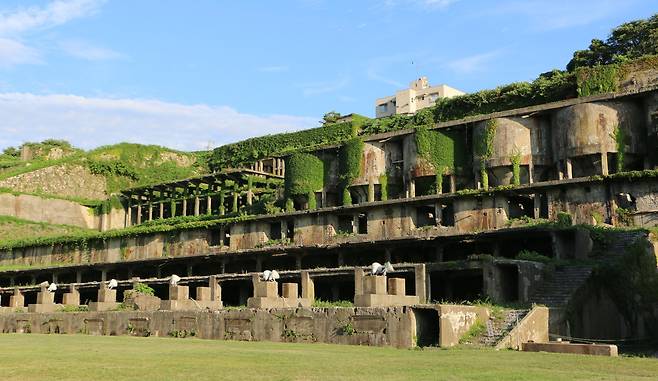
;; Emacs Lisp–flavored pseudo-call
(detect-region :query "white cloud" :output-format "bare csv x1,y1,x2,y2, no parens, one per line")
381,0,461,10
0,93,318,151
0,0,103,35
0,37,40,67
59,40,125,61
444,50,501,74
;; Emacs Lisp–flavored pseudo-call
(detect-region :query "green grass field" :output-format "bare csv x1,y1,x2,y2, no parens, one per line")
2,335,658,380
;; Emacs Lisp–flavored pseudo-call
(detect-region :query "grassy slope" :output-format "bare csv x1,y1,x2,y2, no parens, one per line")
2,335,658,381
0,142,208,200
0,216,89,245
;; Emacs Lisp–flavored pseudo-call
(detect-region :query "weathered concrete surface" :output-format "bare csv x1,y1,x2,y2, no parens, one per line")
0,307,416,348
436,305,488,348
495,306,549,350
522,341,618,357
0,193,100,229
0,164,107,200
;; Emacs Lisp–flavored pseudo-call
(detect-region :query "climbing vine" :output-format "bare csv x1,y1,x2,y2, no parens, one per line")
576,63,619,97
379,173,388,201
338,138,364,205
475,120,498,190
284,153,324,200
415,125,466,194
612,125,626,172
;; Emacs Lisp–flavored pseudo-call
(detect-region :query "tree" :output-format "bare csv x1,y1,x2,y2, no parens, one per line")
566,13,658,71
321,111,341,125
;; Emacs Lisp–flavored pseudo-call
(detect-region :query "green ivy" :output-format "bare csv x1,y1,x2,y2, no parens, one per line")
379,173,388,201
510,149,521,185
475,119,497,190
338,138,364,205
284,153,324,198
415,125,466,180
576,63,619,97
612,125,626,172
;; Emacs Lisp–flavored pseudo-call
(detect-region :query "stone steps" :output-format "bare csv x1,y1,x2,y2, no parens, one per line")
480,309,529,346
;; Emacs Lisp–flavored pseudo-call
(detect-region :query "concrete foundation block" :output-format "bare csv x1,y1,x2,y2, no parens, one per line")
28,303,58,313
88,301,120,312
354,294,419,307
196,286,211,301
256,281,278,298
169,285,189,301
247,296,311,309
364,276,387,295
522,342,618,357
282,283,298,299
36,291,54,305
98,288,117,303
388,278,406,296
9,294,24,308
62,292,80,306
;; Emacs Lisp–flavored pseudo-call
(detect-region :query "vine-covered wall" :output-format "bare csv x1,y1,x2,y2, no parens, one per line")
338,138,364,205
284,153,324,198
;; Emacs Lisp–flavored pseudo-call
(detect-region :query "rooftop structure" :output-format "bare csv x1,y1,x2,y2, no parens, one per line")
375,77,465,118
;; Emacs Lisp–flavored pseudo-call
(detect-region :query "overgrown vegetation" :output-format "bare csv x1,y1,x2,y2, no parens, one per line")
415,125,466,193
311,299,354,308
338,138,364,205
516,250,551,264
475,119,497,190
459,321,486,344
284,153,324,204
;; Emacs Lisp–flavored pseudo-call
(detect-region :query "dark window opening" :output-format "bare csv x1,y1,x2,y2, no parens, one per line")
285,219,295,242
429,269,483,303
314,275,354,302
209,228,222,246
440,202,455,226
416,205,436,228
508,195,534,219
498,265,519,302
338,215,354,234
269,222,282,241
539,193,549,218
357,213,368,234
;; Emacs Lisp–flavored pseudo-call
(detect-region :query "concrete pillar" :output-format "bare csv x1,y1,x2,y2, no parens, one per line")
566,158,573,179
159,202,164,219
210,275,221,302
354,268,365,296
601,152,609,176
414,264,427,303
409,179,416,198
435,203,443,226
301,271,314,300
136,203,142,225
528,161,535,184
534,194,541,219
126,200,132,227
206,196,212,215
368,179,375,203
194,196,200,216
449,175,456,193
247,190,253,206
232,192,239,213
148,203,153,221
182,198,188,216
557,162,564,180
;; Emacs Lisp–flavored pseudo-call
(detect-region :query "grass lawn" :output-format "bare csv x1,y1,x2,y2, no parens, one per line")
2,334,658,380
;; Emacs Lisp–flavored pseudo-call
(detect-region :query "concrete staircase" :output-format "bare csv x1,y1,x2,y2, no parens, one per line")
594,230,646,261
481,309,529,346
528,266,593,307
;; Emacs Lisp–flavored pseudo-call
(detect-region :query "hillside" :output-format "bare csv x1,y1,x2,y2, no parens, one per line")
0,141,208,202
0,216,90,251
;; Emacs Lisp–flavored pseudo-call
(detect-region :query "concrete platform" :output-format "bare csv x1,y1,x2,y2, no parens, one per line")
354,294,419,307
88,301,120,312
247,297,312,308
522,341,618,356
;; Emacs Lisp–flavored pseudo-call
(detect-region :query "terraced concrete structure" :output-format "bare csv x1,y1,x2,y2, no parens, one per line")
1,63,658,348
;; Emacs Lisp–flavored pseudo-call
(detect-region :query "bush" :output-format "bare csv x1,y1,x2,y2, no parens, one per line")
516,250,552,264
557,212,573,228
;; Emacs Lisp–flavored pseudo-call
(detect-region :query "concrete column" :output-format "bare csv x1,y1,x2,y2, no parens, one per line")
126,200,132,227
354,268,365,296
148,204,153,221
210,275,221,302
368,179,375,203
409,179,416,198
566,158,573,179
435,203,443,226
194,196,200,216
414,264,427,303
557,162,564,180
533,194,541,219
449,175,456,193
136,203,142,225
159,202,164,219
206,196,212,215
232,192,239,213
182,198,188,216
528,161,535,184
301,271,314,300
247,190,253,206
601,152,609,176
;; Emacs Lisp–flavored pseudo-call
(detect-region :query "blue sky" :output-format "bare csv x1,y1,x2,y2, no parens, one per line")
0,0,655,151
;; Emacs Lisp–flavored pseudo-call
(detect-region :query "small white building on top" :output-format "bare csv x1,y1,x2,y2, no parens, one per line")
375,77,465,118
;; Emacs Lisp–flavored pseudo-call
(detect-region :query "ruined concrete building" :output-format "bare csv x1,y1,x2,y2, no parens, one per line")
0,56,658,348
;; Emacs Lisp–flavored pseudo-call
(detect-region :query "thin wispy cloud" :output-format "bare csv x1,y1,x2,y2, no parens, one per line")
0,93,318,151
444,50,502,74
0,37,40,67
381,0,461,10
0,0,114,68
298,77,350,97
59,40,125,61
0,0,103,35
481,0,638,31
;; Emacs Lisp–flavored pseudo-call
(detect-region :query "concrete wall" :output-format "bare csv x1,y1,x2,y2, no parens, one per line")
0,193,100,230
0,307,415,348
495,306,549,350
